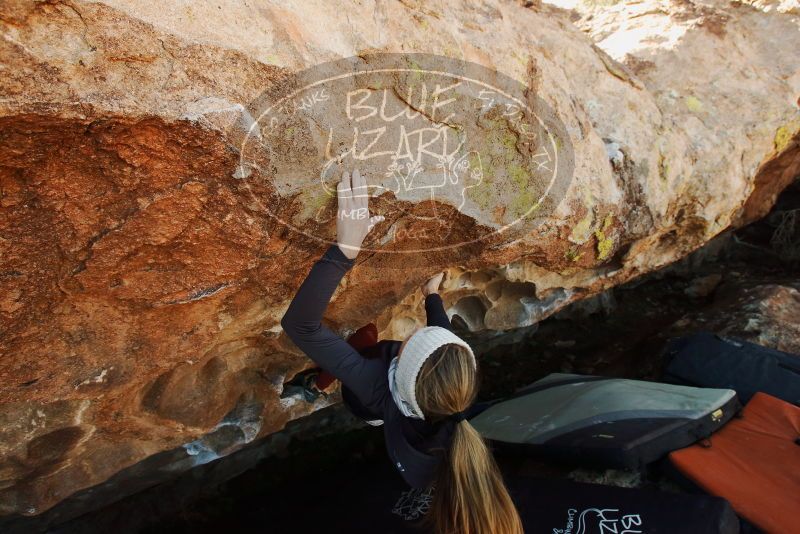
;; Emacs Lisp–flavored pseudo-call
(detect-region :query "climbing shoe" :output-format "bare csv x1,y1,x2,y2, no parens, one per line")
280,368,330,403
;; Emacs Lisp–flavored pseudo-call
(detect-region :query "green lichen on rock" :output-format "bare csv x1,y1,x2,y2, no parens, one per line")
594,214,615,261
501,131,518,150
508,163,528,189
570,210,594,244
511,51,528,68
466,115,548,219
469,116,535,219
774,119,800,153
467,180,494,211
466,152,496,210
404,58,425,84
507,163,543,219
685,95,703,113
297,187,336,222
481,117,521,156
441,44,459,59
565,247,584,262
658,151,670,182
582,0,622,9
469,151,490,179
510,191,540,219
569,186,598,244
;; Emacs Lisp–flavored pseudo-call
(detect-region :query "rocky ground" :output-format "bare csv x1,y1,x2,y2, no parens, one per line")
4,180,795,534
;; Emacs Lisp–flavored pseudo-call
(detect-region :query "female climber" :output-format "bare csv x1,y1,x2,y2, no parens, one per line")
280,168,523,534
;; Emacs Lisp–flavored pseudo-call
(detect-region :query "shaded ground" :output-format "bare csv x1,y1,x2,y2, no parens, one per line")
7,182,799,533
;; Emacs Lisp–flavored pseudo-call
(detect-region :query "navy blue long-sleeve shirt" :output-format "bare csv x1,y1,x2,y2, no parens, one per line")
280,243,456,462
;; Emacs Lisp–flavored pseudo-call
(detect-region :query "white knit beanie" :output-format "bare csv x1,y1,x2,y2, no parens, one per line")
394,326,477,420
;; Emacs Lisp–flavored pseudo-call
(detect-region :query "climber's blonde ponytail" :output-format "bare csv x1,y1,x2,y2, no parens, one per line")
414,344,523,534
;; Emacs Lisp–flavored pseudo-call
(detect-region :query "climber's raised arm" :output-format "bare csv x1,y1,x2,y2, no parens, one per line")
422,272,453,331
280,169,386,410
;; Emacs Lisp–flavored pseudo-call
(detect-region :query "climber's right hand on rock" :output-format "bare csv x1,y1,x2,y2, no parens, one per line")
422,272,445,296
336,168,384,260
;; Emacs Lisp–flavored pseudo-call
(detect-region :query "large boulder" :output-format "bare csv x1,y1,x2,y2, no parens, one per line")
0,0,798,517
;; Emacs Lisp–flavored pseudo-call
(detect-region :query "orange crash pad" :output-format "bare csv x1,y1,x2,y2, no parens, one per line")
669,392,800,534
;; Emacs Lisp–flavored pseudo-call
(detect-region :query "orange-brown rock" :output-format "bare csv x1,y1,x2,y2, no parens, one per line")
0,0,798,516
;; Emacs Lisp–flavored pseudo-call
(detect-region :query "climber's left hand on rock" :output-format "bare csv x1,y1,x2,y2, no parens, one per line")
422,272,445,296
336,168,384,260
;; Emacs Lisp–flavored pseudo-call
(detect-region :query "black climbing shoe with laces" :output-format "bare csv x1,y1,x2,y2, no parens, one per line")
280,368,326,403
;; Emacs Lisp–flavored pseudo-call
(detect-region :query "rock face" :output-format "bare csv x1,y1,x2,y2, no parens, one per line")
0,0,798,517
672,284,800,353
